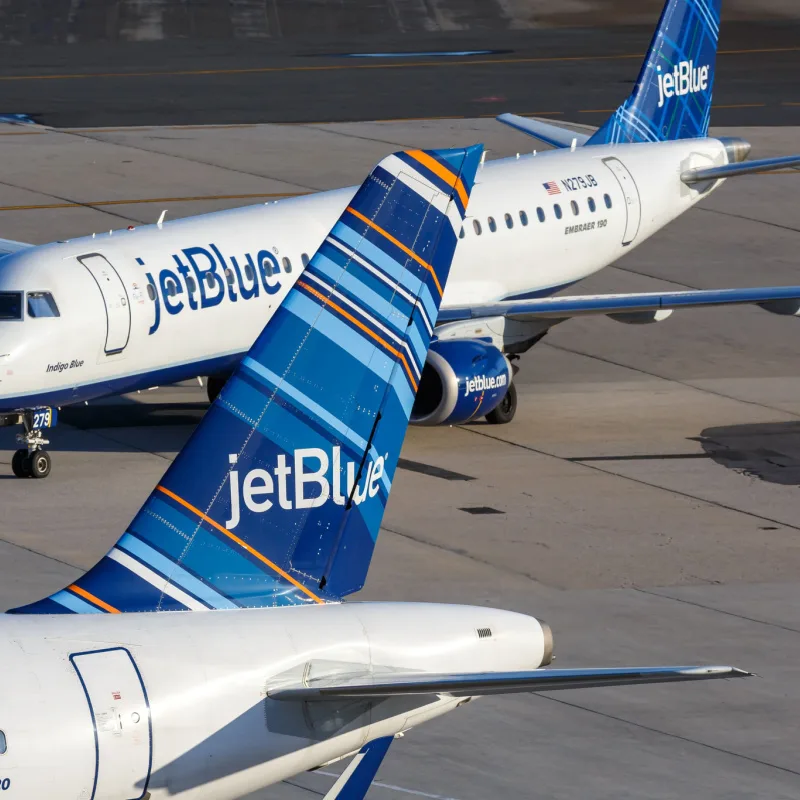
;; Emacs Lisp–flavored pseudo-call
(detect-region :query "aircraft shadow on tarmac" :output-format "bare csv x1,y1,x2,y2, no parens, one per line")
694,422,800,487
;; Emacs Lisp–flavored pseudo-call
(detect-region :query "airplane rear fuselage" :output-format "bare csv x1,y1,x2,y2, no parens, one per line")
0,603,550,799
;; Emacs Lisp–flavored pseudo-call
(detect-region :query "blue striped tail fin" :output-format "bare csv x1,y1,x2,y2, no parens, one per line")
587,0,721,145
13,144,483,614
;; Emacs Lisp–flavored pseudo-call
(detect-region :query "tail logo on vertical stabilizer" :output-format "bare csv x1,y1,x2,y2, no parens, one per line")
657,61,711,108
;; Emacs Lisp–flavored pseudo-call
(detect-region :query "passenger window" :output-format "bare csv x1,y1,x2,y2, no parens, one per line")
0,291,22,320
186,276,197,293
604,194,613,209
225,268,235,286
282,257,292,273
27,291,60,318
146,283,156,302
473,220,482,235
458,226,465,239
537,207,545,223
588,197,596,213
487,217,497,233
571,200,579,216
262,257,275,277
554,204,563,220
0,730,5,754
519,211,529,226
301,253,310,267
166,280,178,297
205,272,216,289
244,263,255,281
504,213,513,229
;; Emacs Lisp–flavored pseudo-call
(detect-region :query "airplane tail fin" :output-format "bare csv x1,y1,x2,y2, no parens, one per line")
587,0,721,145
13,144,482,614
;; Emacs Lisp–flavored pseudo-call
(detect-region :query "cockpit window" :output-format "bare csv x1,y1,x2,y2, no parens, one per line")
0,292,22,320
27,292,60,319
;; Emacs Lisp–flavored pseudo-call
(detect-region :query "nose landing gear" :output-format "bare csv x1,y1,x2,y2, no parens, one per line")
10,410,53,478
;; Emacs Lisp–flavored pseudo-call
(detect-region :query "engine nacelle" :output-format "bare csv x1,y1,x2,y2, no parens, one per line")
411,339,512,426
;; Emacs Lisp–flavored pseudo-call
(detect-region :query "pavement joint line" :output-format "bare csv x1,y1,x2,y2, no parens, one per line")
53,127,322,194
634,587,800,634
459,425,800,535
0,191,308,213
300,122,423,151
0,533,82,572
0,45,796,83
536,694,800,779
697,205,800,235
380,525,548,588
0,175,145,226
543,340,800,421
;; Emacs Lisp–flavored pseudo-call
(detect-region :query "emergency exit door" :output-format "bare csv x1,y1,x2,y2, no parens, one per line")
71,647,152,800
79,254,132,353
603,157,642,246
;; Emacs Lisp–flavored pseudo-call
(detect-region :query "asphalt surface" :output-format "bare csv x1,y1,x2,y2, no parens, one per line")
0,14,797,127
0,118,798,799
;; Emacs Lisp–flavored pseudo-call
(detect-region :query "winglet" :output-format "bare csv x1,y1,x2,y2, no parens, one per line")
322,736,394,800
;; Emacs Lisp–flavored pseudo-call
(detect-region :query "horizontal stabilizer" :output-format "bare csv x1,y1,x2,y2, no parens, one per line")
438,285,800,323
496,114,590,149
682,154,800,184
269,665,749,701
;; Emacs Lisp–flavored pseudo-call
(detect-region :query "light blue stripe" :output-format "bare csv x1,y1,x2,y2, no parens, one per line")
117,532,238,610
332,222,438,328
51,590,103,614
242,356,392,494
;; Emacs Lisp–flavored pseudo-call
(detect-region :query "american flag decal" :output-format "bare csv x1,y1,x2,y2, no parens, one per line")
543,181,561,195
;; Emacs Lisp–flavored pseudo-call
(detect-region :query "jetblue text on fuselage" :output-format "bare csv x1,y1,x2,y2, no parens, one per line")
656,61,710,109
140,244,284,335
225,446,386,530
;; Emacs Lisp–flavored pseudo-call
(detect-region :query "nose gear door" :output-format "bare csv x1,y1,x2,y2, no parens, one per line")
79,254,132,354
70,647,152,800
602,157,642,247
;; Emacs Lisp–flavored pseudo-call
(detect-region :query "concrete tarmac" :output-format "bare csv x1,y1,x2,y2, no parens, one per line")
0,119,799,798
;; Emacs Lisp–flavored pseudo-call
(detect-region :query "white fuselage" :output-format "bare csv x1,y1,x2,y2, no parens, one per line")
0,603,550,799
0,138,727,411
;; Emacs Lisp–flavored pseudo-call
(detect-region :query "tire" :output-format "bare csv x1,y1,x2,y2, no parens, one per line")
11,449,30,478
207,375,227,404
485,382,517,425
26,450,52,479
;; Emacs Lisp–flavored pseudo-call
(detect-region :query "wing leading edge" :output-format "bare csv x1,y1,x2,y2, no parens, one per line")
438,285,800,324
270,665,749,701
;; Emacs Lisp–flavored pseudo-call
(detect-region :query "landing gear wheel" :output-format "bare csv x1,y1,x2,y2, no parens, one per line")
485,383,517,425
207,375,227,404
11,448,30,478
26,450,51,479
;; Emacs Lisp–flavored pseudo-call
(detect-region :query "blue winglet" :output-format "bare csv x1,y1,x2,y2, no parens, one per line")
323,736,394,800
588,0,721,145
13,144,483,614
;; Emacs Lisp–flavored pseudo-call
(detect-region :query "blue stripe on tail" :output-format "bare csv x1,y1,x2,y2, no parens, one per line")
588,0,721,145
12,144,483,614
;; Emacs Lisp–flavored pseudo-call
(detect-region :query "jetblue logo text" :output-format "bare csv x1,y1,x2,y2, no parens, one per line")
141,244,285,335
225,447,385,530
656,61,710,109
463,373,508,397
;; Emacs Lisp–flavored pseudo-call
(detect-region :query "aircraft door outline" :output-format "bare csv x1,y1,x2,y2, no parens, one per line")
78,254,132,354
602,157,642,246
70,647,153,800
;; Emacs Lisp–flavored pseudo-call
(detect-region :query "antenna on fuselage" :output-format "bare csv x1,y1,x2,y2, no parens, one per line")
157,209,167,229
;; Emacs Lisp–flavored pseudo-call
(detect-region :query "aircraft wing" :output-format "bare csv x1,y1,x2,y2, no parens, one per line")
269,665,749,701
496,113,591,149
0,238,32,256
438,285,800,325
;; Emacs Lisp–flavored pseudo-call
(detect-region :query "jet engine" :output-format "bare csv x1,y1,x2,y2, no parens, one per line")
411,339,513,426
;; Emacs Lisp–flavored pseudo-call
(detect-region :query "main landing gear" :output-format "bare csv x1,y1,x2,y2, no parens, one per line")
485,382,517,425
10,410,53,479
